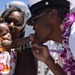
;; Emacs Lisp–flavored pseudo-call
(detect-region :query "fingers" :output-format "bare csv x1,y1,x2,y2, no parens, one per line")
32,44,40,55
29,34,35,41
32,44,48,50
32,44,48,56
32,48,39,55
29,34,41,45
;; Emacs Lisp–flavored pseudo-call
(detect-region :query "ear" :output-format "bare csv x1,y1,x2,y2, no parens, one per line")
47,9,57,20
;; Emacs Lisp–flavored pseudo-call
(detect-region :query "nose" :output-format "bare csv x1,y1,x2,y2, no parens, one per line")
8,22,15,32
8,22,15,28
33,25,35,30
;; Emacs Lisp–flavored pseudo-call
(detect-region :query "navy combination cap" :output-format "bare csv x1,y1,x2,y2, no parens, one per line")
27,0,70,25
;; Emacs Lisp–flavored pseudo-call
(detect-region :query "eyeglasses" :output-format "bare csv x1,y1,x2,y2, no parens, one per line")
31,10,51,24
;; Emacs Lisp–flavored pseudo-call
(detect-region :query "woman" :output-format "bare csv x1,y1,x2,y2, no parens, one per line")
27,0,75,75
1,7,37,75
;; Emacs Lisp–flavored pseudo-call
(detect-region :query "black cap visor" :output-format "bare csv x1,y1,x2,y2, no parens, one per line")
27,0,70,26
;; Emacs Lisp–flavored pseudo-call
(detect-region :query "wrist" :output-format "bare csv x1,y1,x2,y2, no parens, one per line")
26,36,30,41
44,55,54,65
44,55,50,64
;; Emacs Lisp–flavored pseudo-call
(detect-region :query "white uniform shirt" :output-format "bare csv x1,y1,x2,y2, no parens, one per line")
69,22,75,58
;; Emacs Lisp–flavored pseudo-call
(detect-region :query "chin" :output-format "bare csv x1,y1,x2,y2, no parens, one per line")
35,35,48,44
38,39,48,45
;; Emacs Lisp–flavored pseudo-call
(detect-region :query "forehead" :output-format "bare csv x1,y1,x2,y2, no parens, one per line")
0,23,9,31
8,11,22,21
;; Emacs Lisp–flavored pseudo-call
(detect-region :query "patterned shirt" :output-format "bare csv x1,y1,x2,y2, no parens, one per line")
0,38,17,75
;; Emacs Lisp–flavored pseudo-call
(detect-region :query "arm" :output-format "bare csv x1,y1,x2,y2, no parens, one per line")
32,44,66,75
45,55,66,75
1,36,30,49
12,36,30,48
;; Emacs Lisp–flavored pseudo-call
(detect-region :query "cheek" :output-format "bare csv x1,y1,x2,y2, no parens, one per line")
10,27,23,39
2,35,7,38
2,36,10,40
60,24,64,32
35,25,51,43
14,26,23,33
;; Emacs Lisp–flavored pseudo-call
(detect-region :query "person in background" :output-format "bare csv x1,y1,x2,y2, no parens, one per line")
1,7,37,75
26,0,75,75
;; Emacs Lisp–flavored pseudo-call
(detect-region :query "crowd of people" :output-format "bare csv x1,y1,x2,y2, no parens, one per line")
0,0,75,75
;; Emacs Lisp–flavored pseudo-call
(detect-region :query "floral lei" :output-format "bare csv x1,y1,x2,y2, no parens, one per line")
61,12,75,75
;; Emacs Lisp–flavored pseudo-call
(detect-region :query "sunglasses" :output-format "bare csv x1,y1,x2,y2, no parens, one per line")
6,19,23,26
31,10,51,24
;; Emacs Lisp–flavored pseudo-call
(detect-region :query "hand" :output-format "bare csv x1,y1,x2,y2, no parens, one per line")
32,44,50,63
29,34,40,45
29,34,35,41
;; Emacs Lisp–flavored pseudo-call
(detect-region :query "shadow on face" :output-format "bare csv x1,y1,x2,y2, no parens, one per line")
6,11,25,39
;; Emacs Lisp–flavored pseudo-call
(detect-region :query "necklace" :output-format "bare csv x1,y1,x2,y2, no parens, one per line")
61,12,75,75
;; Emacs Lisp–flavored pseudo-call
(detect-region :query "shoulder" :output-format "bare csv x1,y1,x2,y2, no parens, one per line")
69,22,75,58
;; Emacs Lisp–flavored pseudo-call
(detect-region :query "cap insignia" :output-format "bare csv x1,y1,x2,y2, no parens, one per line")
45,2,49,5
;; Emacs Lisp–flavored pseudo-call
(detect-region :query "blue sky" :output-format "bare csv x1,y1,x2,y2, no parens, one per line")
0,0,28,10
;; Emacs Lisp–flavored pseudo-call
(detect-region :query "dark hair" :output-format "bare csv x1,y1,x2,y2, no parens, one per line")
52,7,69,20
39,6,70,21
1,7,25,25
50,0,70,20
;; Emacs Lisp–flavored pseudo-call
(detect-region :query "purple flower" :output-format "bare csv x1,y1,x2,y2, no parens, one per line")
61,12,75,75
